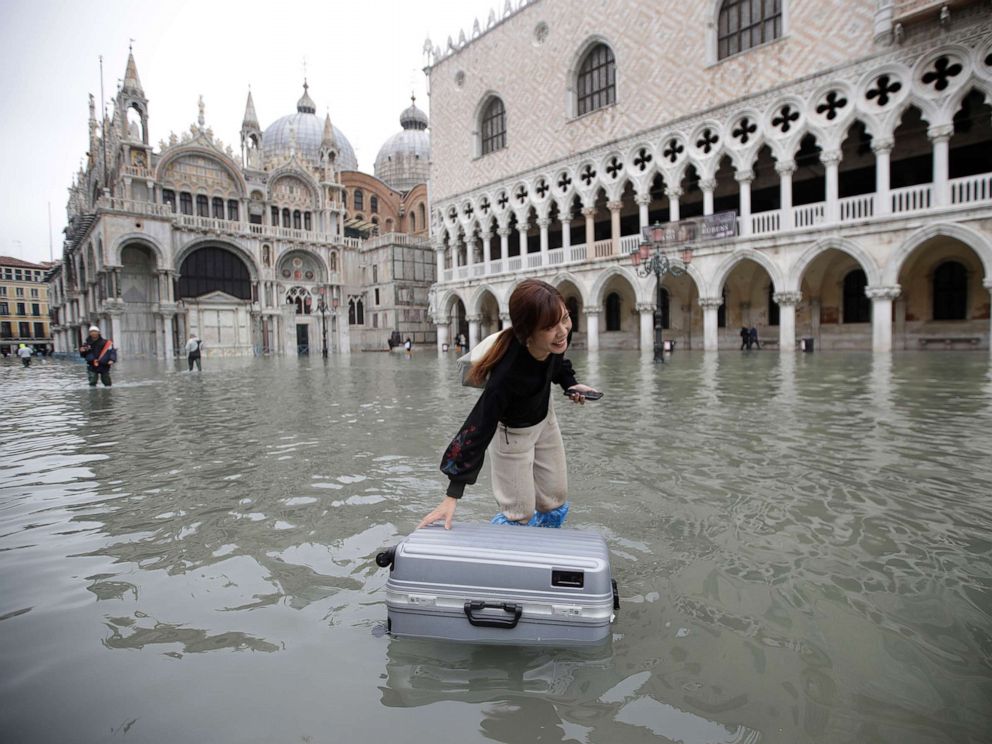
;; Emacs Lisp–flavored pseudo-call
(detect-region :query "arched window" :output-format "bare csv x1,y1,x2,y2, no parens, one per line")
293,210,302,230
282,208,291,228
180,192,193,215
196,195,209,217
271,206,279,225
843,269,871,323
718,0,783,60
356,298,365,325
177,247,252,300
660,288,671,329
718,288,727,328
419,203,426,229
605,292,622,331
304,212,312,231
163,189,177,212
933,261,967,320
348,298,356,325
330,252,337,272
577,44,616,116
410,212,417,232
481,97,506,155
565,296,580,333
211,197,224,219
767,284,779,326
354,189,364,211
342,191,348,209
227,199,239,221
370,195,379,214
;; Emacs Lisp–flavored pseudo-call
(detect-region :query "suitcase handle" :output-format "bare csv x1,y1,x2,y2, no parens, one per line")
463,600,522,629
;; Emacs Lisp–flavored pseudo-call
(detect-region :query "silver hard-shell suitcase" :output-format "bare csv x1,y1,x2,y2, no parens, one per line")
376,523,618,646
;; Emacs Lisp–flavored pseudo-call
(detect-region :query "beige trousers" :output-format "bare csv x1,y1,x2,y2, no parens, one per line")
489,403,568,522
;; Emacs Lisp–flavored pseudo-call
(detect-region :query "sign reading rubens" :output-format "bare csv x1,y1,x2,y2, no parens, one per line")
639,211,738,249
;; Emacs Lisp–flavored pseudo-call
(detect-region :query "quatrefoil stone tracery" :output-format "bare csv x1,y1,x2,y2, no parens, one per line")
557,173,572,192
921,55,963,92
866,75,902,107
663,139,684,163
633,148,653,171
580,165,597,186
732,117,757,144
606,157,623,178
772,105,800,133
696,128,719,154
816,91,848,120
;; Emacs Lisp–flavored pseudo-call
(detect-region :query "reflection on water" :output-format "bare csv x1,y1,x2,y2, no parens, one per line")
1,351,991,743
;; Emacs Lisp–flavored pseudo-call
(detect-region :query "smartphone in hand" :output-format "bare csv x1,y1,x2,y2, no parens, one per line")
564,388,603,401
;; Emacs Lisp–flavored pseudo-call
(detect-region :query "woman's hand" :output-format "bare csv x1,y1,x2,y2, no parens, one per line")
566,384,599,405
417,496,458,530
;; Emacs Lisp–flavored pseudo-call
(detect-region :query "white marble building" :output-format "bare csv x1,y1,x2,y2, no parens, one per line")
426,0,992,352
48,51,434,358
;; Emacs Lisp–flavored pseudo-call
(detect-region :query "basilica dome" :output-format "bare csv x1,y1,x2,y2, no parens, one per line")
262,83,359,172
374,96,430,193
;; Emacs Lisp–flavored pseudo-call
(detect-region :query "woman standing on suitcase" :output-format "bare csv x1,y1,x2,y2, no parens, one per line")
418,279,600,530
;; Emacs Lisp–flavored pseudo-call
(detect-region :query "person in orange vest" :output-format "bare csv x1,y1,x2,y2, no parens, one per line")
79,325,117,387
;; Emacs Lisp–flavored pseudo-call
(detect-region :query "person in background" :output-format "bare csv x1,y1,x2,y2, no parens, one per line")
79,325,116,386
740,326,750,350
17,343,32,367
418,279,600,531
185,334,203,371
749,326,761,350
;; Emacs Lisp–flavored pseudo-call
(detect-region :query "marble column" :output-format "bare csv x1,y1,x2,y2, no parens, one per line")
467,314,481,349
636,302,655,353
773,291,802,351
481,229,492,272
872,138,893,216
582,207,596,259
699,297,723,351
584,306,601,351
499,312,512,330
608,200,623,255
160,314,175,358
498,226,511,264
776,160,796,230
735,170,753,235
666,187,682,223
537,217,550,265
435,247,445,282
636,193,650,231
700,178,716,216
821,149,841,222
516,220,530,262
929,125,952,208
561,210,572,250
436,322,450,353
866,285,901,352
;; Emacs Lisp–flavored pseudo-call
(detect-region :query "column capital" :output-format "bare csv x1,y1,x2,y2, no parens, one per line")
699,178,717,192
635,302,656,314
583,305,602,315
536,217,551,229
581,207,597,217
871,137,895,155
465,313,482,322
774,160,796,176
498,312,512,322
480,229,493,240
634,193,652,206
607,200,623,212
927,124,954,143
865,285,901,301
698,296,724,309
665,186,683,199
517,221,530,233
734,169,754,184
773,291,803,307
497,226,512,238
819,150,842,167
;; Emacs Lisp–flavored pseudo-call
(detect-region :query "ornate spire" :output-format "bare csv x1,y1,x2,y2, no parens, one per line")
197,95,205,128
122,44,144,96
242,89,259,129
321,112,337,149
296,79,316,114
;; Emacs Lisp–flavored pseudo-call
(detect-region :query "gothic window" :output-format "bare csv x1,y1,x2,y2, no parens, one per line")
211,197,224,219
330,252,337,272
410,212,417,232
370,195,378,214
349,298,356,324
718,0,782,60
356,298,365,325
767,284,780,326
304,212,312,231
577,44,616,116
660,288,671,329
718,289,727,328
180,192,193,215
293,210,302,230
354,189,364,211
227,200,239,221
196,195,209,217
271,206,279,225
933,261,967,320
842,270,870,323
177,246,252,300
481,97,506,155
163,189,177,212
605,292,622,331
282,208,291,228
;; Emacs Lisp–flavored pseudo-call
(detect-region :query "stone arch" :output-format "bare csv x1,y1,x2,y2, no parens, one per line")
566,35,618,119
155,146,248,197
275,247,330,283
589,264,648,306
711,248,785,296
111,233,167,268
787,237,881,293
469,283,506,314
549,271,589,305
175,238,259,281
266,167,321,209
884,222,992,286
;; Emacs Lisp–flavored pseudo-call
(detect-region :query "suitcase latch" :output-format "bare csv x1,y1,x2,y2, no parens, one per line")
406,593,437,606
552,604,582,616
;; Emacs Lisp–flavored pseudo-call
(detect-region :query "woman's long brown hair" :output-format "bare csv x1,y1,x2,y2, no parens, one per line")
466,279,568,386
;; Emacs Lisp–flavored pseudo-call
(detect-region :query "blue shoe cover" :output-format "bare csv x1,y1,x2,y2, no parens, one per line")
491,501,569,528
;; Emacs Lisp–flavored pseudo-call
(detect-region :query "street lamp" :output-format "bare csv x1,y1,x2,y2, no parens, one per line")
316,296,329,358
631,222,694,363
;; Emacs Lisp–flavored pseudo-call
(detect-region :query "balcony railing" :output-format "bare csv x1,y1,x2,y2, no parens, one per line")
98,197,173,217
436,172,992,284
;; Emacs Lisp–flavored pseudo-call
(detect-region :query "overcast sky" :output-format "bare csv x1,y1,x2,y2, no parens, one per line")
0,0,499,264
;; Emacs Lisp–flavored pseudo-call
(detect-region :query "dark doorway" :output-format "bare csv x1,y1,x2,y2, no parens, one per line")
296,324,310,355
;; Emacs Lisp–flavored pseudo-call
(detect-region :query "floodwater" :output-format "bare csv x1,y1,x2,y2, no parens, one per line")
1,349,991,744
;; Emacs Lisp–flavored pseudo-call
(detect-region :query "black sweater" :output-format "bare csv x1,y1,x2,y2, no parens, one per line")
440,336,578,498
